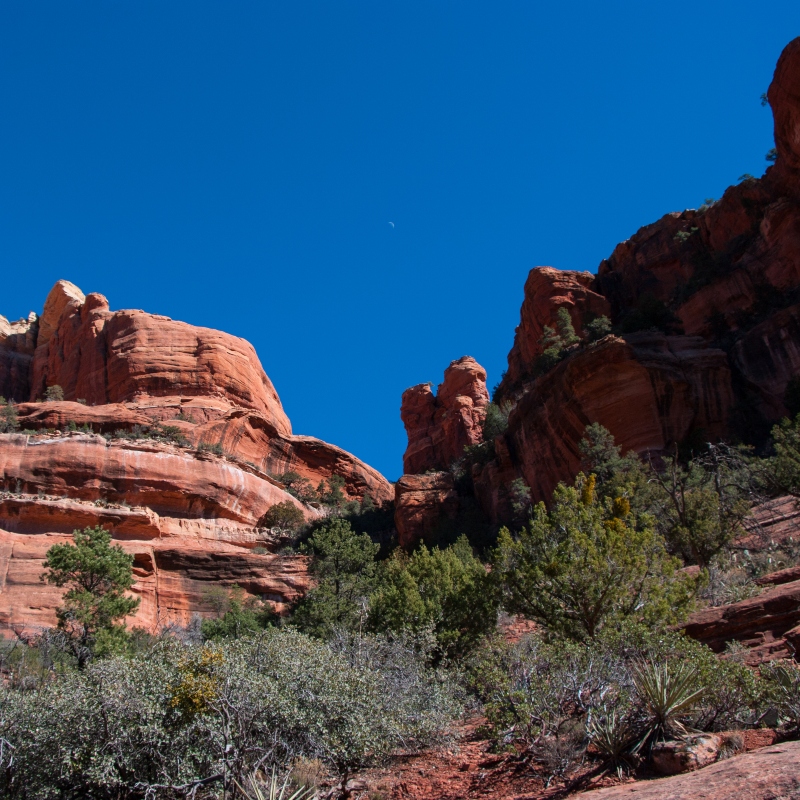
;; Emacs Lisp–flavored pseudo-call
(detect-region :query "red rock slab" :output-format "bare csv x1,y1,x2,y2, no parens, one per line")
0,495,161,540
15,401,153,433
757,564,800,586
683,579,800,663
580,741,800,800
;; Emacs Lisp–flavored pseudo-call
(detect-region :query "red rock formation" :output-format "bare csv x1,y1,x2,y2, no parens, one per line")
504,267,610,389
0,278,393,630
401,356,489,474
461,37,800,518
28,281,292,437
0,313,37,403
394,472,459,548
473,333,733,519
581,741,800,800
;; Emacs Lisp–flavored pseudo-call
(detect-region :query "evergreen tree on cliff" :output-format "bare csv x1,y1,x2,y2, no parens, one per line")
42,526,140,668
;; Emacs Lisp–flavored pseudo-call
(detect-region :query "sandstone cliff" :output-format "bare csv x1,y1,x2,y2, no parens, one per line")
0,281,392,630
397,37,800,540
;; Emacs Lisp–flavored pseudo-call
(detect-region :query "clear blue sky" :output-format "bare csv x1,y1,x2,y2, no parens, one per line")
1,3,797,481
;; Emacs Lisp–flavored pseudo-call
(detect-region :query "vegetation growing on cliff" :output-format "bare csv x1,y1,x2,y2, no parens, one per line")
41,526,140,668
493,474,695,640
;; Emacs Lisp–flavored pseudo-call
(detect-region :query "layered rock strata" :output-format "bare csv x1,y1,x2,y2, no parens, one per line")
0,281,392,629
396,37,800,543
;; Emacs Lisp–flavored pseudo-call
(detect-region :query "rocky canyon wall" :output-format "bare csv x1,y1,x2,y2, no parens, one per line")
0,281,393,630
397,36,800,543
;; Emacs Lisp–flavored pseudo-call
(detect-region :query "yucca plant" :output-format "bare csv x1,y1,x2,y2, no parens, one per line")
587,709,637,776
762,660,800,731
234,771,317,800
632,660,705,751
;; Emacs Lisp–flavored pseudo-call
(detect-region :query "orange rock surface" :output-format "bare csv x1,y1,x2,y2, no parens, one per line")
401,356,489,475
394,472,459,548
582,741,800,800
0,280,392,630
504,267,610,389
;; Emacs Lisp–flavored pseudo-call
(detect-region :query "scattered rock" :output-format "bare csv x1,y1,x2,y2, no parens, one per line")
651,734,721,775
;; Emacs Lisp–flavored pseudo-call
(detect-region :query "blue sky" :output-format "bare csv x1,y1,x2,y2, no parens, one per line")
1,3,798,480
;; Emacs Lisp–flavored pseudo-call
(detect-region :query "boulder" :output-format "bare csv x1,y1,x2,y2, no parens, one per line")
682,578,800,664
651,735,722,776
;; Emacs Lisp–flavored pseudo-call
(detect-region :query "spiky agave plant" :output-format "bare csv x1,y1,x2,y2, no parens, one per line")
587,710,637,777
632,660,705,752
762,660,800,731
234,771,317,800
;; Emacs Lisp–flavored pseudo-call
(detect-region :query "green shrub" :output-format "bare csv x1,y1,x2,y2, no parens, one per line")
319,474,346,508
271,471,319,503
584,314,612,341
761,660,800,731
493,474,696,640
632,660,705,748
200,585,275,641
0,400,19,433
468,625,765,773
482,402,509,440
368,536,498,659
763,414,800,496
292,519,379,638
0,630,458,797
648,447,755,567
44,384,64,402
535,307,580,375
197,441,225,456
260,500,306,533
157,424,190,446
42,526,140,669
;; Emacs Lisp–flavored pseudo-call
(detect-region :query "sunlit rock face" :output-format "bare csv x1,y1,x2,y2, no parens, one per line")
398,37,800,541
0,280,393,630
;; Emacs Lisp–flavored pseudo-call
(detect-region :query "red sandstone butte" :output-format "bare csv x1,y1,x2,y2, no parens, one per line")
401,356,489,475
0,280,392,629
467,36,800,517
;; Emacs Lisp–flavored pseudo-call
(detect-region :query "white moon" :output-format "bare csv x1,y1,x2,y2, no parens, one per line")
388,221,395,228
